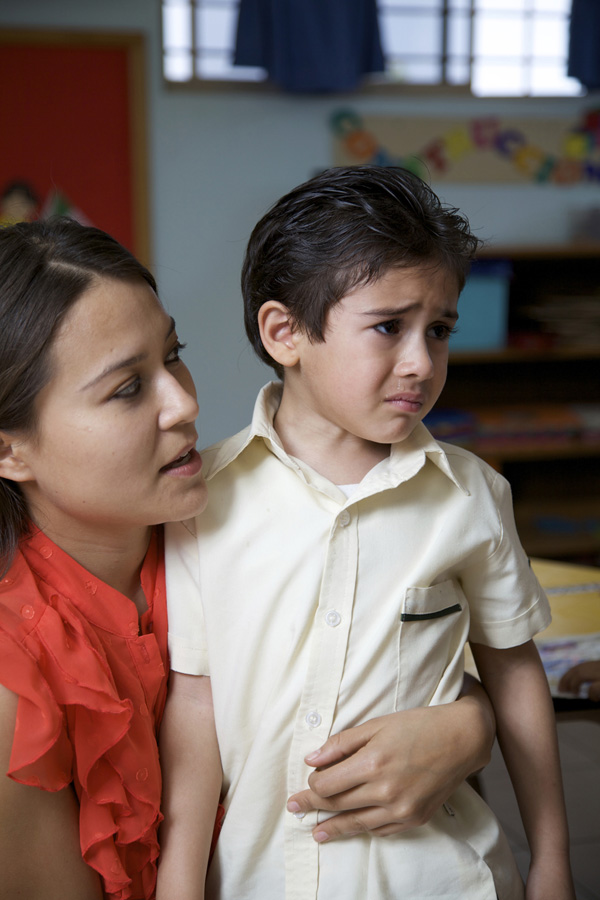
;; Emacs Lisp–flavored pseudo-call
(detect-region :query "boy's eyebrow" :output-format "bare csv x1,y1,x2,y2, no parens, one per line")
81,317,177,391
361,304,459,321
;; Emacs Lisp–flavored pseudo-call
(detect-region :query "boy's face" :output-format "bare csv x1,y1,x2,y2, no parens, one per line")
289,265,459,449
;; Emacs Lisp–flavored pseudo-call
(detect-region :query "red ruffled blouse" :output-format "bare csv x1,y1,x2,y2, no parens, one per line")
0,527,168,900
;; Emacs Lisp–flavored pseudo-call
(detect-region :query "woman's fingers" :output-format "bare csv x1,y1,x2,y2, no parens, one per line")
303,719,376,770
287,701,493,842
311,807,414,843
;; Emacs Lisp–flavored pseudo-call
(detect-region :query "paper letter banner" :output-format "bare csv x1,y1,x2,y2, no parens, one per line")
330,108,600,185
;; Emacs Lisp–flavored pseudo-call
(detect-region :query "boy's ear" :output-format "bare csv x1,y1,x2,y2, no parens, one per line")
258,301,302,369
0,433,34,484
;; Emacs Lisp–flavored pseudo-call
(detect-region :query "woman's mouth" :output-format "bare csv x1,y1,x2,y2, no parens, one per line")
160,448,202,476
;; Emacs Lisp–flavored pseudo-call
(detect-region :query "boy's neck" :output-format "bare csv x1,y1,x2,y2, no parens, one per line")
273,392,390,485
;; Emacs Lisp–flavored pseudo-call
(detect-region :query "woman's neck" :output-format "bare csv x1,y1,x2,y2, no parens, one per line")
30,514,152,600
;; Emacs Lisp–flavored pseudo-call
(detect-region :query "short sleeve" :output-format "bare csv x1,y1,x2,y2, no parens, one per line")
165,519,210,675
0,628,73,789
462,470,551,648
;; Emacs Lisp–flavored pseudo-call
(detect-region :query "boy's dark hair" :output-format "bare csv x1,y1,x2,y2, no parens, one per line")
0,217,156,575
242,165,482,376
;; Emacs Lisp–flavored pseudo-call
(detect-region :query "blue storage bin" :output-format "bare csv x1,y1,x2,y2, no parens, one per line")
452,260,511,352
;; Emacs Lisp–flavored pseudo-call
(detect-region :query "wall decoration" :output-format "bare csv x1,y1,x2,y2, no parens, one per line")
0,29,151,261
331,108,600,185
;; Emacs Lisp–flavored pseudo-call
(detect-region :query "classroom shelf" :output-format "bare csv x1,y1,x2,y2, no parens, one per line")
440,245,600,562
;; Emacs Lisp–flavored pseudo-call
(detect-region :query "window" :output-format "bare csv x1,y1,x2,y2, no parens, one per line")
161,0,583,97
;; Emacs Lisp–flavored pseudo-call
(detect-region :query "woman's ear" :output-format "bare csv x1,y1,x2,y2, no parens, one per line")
258,301,302,370
0,433,34,483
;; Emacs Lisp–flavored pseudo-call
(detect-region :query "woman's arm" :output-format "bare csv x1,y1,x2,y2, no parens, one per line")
0,684,102,900
287,674,495,841
156,672,222,900
471,639,575,900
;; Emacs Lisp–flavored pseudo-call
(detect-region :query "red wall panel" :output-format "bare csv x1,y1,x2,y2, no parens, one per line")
0,39,135,251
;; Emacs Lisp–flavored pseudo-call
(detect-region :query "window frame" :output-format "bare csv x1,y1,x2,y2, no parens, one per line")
160,0,583,99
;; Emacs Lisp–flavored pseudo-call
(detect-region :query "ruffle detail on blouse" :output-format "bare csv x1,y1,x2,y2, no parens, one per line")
1,588,161,900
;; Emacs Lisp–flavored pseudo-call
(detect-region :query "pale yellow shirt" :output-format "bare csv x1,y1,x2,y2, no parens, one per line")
166,382,550,900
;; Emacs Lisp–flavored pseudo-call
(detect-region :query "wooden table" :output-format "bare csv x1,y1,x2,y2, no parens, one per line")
532,558,600,640
466,558,600,718
530,558,600,717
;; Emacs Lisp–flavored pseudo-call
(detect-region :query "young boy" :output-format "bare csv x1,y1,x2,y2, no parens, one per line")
159,167,574,899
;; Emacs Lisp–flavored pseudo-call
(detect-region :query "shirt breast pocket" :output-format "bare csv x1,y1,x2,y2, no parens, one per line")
395,580,470,710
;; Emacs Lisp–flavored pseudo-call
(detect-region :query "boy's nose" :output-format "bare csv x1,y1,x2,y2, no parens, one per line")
393,339,435,381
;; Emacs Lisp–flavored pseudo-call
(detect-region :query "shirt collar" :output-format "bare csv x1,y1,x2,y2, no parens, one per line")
203,381,469,496
202,382,293,480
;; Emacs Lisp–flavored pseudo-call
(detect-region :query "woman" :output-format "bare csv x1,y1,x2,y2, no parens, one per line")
0,218,494,899
0,217,208,899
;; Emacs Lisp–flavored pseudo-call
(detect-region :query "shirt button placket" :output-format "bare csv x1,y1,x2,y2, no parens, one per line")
286,504,358,900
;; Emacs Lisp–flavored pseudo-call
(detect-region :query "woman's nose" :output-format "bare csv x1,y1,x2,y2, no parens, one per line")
158,371,199,430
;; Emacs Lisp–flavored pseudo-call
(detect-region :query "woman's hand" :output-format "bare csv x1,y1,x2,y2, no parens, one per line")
287,680,495,843
558,660,600,701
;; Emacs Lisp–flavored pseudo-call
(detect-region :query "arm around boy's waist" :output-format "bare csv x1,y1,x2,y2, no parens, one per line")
286,676,496,842
156,672,222,900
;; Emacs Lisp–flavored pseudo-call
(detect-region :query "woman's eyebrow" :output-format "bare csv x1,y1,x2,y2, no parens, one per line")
81,317,177,391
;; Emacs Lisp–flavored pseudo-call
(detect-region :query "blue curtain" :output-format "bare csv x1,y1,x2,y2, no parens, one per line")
568,0,600,90
234,0,384,93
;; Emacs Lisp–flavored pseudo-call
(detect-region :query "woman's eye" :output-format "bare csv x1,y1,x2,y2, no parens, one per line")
374,320,401,336
113,378,141,400
166,340,187,365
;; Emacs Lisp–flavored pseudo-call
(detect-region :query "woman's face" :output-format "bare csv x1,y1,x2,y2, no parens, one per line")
10,275,207,545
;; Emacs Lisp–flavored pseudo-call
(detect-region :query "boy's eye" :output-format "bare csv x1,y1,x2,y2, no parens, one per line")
428,323,458,341
166,340,186,365
374,319,401,336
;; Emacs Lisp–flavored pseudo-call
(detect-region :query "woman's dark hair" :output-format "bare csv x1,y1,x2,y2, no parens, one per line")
0,217,156,575
242,165,482,376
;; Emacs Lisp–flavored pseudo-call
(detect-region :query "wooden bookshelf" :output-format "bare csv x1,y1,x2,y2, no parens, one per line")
438,245,600,562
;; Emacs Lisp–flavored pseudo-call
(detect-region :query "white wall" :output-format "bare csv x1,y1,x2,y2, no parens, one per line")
2,1,599,444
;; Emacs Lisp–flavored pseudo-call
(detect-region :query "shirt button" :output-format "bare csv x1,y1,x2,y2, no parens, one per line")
305,711,322,728
39,545,53,559
325,609,341,627
2,577,13,585
136,767,149,782
129,623,139,636
338,510,351,527
20,604,35,619
85,580,97,595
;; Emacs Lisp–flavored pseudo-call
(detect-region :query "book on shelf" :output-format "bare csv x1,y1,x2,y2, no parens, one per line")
425,403,600,447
